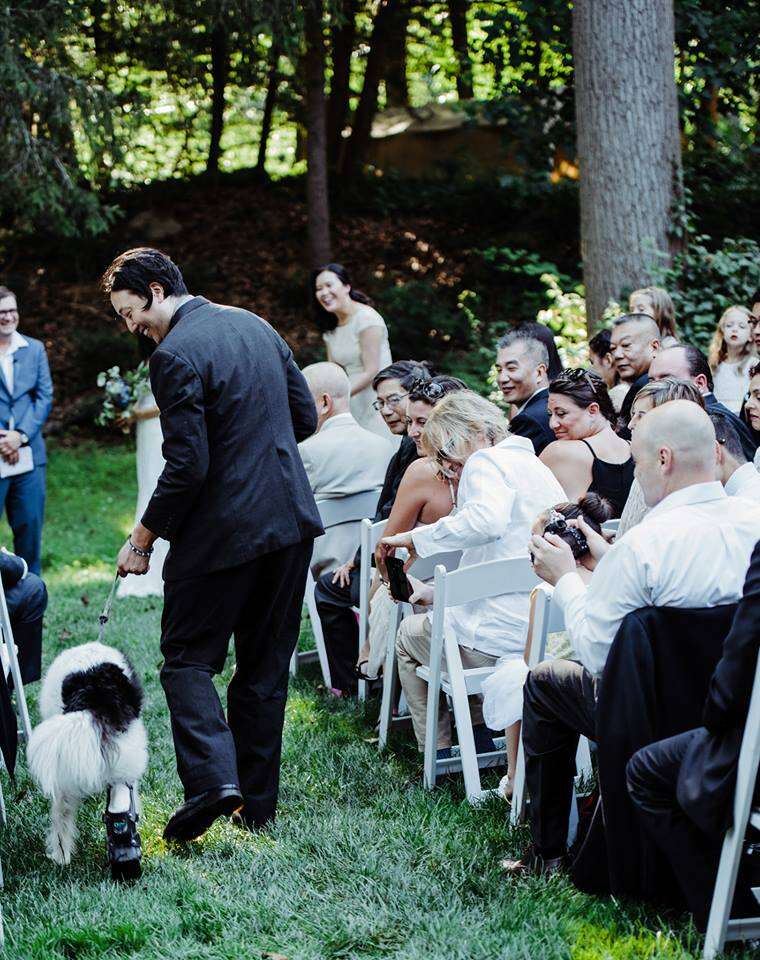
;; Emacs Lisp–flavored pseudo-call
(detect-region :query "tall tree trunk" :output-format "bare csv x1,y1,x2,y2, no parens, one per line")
206,22,228,175
304,0,332,267
384,3,409,108
340,0,401,179
255,44,280,179
327,0,358,167
448,0,473,100
573,0,682,331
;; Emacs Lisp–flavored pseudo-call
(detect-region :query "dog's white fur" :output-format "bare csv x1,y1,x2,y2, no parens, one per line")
27,642,148,865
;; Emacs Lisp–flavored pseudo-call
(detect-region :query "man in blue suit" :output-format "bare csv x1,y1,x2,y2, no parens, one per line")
0,287,54,574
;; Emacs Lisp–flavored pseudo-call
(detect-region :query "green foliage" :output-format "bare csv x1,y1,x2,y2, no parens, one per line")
651,235,760,349
373,279,470,360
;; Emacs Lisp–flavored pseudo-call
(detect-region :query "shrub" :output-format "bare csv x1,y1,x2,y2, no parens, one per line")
374,280,470,361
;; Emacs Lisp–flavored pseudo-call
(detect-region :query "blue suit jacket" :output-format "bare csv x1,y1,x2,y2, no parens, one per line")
0,336,54,467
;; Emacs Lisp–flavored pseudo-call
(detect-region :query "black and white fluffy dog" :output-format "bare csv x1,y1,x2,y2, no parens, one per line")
27,642,148,874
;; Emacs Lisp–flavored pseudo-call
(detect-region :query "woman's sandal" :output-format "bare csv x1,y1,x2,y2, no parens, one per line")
354,660,381,682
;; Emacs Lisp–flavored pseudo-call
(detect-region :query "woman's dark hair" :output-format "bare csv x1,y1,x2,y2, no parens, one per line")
372,360,435,392
588,328,611,359
407,375,467,406
100,247,188,309
548,368,617,425
516,322,563,380
541,493,614,556
742,361,760,446
311,263,373,333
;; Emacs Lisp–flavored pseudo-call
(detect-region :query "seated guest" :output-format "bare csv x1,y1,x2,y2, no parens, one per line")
627,539,760,930
380,391,565,757
609,314,660,438
482,493,614,797
515,322,563,380
709,410,760,499
313,360,432,695
1,548,47,684
617,377,705,536
299,363,394,577
742,362,760,466
357,376,467,680
539,369,634,517
589,329,627,413
503,401,760,876
628,286,678,347
495,331,554,455
649,344,757,461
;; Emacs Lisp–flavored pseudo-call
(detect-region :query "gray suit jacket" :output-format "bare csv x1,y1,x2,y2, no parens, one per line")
299,413,393,575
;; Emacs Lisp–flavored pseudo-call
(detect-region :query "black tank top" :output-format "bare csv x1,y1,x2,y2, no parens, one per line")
580,439,635,518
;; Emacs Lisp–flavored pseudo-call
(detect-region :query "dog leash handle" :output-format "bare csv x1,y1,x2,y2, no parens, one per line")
98,572,121,643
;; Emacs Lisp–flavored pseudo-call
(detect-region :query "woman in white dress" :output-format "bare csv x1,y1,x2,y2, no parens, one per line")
117,391,169,598
709,305,756,414
313,263,393,437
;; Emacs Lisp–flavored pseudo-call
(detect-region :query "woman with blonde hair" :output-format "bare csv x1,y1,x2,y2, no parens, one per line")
708,305,756,414
629,286,678,346
379,390,564,759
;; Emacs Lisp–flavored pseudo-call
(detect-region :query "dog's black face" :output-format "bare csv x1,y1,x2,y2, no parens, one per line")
62,662,143,734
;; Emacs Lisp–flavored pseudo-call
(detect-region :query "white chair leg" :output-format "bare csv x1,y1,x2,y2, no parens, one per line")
567,785,580,848
0,771,6,830
423,642,444,792
445,635,483,804
378,603,403,750
510,734,527,825
575,736,593,786
303,574,332,689
289,644,298,678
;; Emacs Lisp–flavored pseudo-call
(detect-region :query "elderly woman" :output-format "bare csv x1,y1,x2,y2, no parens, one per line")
379,391,565,758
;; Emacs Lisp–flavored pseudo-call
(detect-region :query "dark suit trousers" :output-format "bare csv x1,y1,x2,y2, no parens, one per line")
522,659,597,859
6,573,47,684
314,566,361,694
160,540,312,827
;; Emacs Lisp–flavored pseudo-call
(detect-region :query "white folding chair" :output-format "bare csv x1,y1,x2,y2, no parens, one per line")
510,585,593,841
377,547,462,750
703,650,760,959
417,557,540,803
602,518,620,539
357,517,389,702
291,489,381,687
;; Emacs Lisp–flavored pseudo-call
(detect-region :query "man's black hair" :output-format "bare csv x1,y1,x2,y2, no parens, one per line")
588,328,611,358
372,360,435,392
101,247,188,310
496,328,550,370
676,343,714,393
708,410,747,464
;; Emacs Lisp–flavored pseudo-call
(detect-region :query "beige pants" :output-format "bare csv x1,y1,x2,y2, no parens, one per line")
395,613,497,750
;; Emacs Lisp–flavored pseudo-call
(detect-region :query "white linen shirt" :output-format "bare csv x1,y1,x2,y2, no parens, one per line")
0,331,28,399
553,481,760,677
725,461,760,500
411,434,566,658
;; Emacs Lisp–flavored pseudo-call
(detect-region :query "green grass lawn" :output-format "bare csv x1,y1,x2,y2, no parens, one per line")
0,441,749,959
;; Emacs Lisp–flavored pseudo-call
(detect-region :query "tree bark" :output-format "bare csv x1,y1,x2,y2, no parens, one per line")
327,0,358,167
304,0,332,267
340,0,401,179
206,21,228,175
572,0,682,331
448,0,473,100
255,44,280,179
384,2,409,108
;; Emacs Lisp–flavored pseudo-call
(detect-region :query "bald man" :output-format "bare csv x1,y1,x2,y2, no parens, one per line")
503,400,760,876
610,313,661,439
298,362,393,576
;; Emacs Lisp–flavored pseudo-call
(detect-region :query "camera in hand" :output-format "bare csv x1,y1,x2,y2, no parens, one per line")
544,516,590,560
386,556,413,603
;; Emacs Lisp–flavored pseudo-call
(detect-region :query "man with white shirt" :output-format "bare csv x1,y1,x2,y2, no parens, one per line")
504,401,760,876
299,362,393,576
708,409,760,500
496,331,554,455
381,392,565,756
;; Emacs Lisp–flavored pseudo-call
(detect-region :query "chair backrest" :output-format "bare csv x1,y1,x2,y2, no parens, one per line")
602,519,621,538
409,550,462,580
317,489,380,530
434,556,539,609
524,584,565,667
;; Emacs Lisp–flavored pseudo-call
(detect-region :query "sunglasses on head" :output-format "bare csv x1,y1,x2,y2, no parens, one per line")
409,378,446,404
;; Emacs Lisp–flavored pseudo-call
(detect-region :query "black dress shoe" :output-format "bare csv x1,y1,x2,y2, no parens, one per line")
163,785,243,842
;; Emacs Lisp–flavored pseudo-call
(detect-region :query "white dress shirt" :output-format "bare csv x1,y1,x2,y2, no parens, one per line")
0,331,29,398
553,481,760,677
411,434,565,658
725,461,760,500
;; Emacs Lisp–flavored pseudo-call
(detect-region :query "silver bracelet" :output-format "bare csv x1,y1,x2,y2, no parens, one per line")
128,538,154,558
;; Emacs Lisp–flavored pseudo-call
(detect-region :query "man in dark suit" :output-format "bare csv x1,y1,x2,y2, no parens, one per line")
609,314,660,439
103,247,323,841
627,540,760,929
650,344,758,462
495,330,554,455
1,547,47,684
0,286,54,574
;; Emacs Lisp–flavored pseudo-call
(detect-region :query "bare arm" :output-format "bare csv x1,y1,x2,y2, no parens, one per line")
349,325,384,396
539,441,592,502
375,461,433,576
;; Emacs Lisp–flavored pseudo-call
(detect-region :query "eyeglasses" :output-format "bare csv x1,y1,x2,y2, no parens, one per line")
372,392,408,411
408,378,446,404
0,309,19,319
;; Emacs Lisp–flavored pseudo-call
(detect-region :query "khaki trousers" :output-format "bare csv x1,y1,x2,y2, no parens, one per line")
395,613,497,750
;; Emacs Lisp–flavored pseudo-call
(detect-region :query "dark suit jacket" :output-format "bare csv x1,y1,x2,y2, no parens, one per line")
704,392,758,462
0,335,53,466
509,388,555,455
142,297,323,581
617,372,649,440
677,540,760,833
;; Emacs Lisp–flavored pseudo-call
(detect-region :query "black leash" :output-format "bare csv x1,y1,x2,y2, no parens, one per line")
98,572,121,644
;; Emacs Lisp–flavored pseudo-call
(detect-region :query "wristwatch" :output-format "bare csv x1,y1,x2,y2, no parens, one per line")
17,432,29,446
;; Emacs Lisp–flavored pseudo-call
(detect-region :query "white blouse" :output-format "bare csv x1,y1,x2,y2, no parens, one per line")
712,358,754,414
